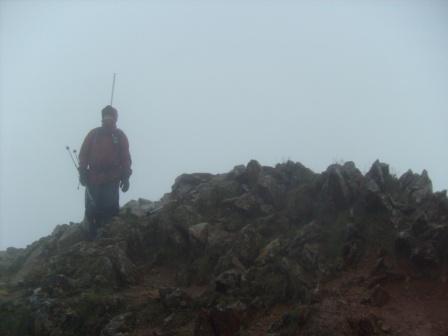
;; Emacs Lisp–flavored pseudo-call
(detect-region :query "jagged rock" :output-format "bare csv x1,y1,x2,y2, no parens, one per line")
228,164,246,181
227,224,264,266
399,169,433,203
222,192,262,217
172,173,214,200
120,198,158,217
320,162,363,210
3,159,448,336
167,204,204,229
195,175,244,214
30,241,141,289
274,161,316,187
362,160,399,214
287,222,322,271
246,159,262,186
366,160,390,192
256,172,286,208
246,257,311,305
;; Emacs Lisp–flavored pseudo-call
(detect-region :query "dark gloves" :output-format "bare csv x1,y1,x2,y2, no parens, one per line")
120,178,130,192
79,168,88,186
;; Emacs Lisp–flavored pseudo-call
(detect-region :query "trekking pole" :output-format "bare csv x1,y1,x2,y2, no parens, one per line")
110,73,117,106
66,145,81,189
66,146,96,207
73,149,80,166
72,149,81,190
66,146,78,169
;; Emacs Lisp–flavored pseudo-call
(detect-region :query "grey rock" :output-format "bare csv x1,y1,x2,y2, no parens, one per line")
246,159,262,186
172,173,214,200
366,160,390,192
320,162,363,210
223,192,260,215
120,198,158,217
399,169,433,203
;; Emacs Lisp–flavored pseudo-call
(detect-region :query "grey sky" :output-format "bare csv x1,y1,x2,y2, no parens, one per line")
1,0,448,249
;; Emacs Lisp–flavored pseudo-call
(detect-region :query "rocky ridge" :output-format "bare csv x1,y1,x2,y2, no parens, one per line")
1,159,447,336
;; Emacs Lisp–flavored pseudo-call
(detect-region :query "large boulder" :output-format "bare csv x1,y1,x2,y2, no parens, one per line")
365,160,391,193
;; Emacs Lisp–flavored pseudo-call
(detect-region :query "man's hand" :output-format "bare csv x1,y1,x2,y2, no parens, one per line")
79,168,88,187
120,178,130,192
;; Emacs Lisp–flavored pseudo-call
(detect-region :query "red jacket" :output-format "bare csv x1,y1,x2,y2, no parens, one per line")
79,126,132,185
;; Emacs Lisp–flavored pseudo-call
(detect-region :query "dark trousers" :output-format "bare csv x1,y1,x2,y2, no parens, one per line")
85,181,119,239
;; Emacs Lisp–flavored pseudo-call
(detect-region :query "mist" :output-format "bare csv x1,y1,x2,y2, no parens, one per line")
1,0,448,249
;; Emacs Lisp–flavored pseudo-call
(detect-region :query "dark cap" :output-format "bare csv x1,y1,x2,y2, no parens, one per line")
102,105,118,120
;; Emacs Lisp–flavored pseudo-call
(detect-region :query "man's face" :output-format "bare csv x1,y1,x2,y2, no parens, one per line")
102,114,117,128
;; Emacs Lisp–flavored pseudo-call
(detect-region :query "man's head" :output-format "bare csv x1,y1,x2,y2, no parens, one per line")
102,105,118,128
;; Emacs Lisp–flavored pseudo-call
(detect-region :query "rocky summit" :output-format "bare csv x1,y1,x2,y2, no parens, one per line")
1,160,447,336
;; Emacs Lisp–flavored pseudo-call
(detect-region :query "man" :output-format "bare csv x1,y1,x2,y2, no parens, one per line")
78,105,132,239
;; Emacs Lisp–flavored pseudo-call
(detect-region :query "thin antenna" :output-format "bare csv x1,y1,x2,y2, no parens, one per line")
110,73,117,105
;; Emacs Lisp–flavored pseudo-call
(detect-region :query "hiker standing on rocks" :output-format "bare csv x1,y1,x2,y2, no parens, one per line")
78,105,132,239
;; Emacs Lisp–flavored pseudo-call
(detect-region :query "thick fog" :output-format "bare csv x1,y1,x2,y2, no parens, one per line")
1,1,447,249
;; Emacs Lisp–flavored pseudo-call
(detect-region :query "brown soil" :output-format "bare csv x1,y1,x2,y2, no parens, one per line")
120,258,448,336
295,254,448,336
236,254,448,336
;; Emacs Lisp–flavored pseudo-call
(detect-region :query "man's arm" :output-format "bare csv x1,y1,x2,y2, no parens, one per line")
119,130,132,180
119,130,132,192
